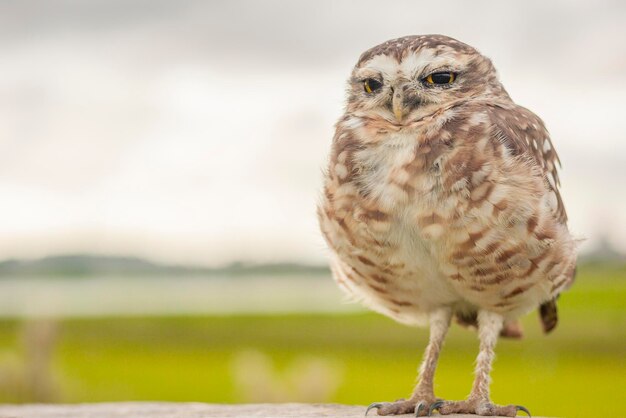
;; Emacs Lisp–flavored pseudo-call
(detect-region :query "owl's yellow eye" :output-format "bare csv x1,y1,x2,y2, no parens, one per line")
363,78,382,94
425,72,456,85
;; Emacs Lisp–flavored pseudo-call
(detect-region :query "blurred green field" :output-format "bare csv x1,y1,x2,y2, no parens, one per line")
0,263,624,418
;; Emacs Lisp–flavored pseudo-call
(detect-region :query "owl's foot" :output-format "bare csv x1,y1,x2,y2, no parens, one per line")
428,399,531,417
365,396,439,416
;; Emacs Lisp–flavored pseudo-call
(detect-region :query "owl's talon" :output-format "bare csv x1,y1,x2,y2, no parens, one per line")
365,399,433,416
365,403,383,416
516,405,532,417
414,402,425,416
427,400,444,416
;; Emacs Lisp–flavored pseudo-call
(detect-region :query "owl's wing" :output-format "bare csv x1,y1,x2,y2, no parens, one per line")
487,103,567,224
487,103,569,334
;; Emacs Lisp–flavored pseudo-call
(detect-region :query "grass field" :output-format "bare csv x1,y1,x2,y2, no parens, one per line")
0,263,624,418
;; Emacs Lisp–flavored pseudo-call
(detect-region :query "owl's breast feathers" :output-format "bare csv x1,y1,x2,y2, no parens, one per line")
318,99,577,329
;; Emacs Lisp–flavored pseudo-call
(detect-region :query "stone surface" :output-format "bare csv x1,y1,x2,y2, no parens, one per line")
0,403,554,418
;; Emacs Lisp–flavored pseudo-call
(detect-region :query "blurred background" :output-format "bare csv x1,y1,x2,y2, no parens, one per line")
0,1,624,417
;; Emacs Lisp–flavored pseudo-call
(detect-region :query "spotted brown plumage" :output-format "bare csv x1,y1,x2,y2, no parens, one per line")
317,35,577,417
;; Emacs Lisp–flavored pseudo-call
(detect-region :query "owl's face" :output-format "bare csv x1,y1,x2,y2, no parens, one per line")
345,35,507,126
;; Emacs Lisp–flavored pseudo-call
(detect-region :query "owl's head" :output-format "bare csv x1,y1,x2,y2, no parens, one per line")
346,35,509,126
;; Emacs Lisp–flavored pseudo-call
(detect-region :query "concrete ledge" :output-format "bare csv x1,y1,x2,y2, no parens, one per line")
0,402,555,418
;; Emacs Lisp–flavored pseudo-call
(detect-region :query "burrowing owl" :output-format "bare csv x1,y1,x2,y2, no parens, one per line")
318,35,577,417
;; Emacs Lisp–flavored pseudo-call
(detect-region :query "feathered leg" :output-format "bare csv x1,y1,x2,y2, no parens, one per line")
431,310,530,417
366,308,452,416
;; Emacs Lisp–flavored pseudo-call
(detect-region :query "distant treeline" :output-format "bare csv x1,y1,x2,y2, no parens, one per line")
0,254,331,278
0,253,623,279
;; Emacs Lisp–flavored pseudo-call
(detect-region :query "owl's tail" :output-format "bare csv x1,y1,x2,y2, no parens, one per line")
455,312,524,339
540,264,577,334
539,299,558,333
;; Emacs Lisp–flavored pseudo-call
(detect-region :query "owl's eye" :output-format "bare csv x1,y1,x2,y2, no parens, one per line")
424,72,456,85
363,78,382,94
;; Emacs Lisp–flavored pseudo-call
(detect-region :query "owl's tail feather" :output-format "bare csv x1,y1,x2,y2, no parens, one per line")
500,319,524,339
455,312,524,339
540,264,576,334
539,298,558,333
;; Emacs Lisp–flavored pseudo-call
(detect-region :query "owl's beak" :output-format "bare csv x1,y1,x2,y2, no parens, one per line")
392,89,405,122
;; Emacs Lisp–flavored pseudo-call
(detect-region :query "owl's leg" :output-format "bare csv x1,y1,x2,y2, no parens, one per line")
365,307,451,416
430,310,530,417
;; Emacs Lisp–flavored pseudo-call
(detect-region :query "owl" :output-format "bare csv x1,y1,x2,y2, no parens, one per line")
318,35,577,417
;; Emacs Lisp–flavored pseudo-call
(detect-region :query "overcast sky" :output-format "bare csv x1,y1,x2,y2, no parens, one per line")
0,0,625,266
